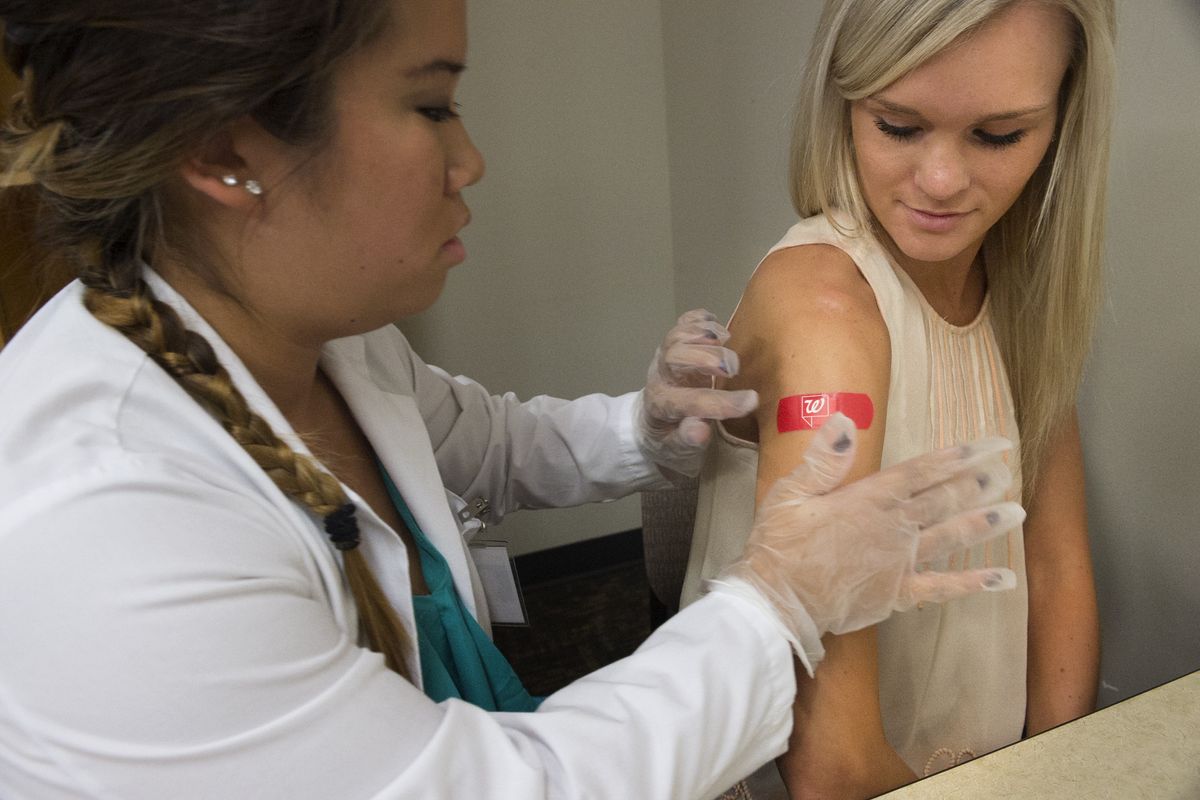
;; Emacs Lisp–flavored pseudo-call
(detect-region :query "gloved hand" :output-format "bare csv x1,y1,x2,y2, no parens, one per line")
636,309,759,479
710,413,1022,673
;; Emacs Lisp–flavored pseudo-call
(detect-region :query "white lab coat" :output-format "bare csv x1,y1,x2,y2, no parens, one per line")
0,274,796,799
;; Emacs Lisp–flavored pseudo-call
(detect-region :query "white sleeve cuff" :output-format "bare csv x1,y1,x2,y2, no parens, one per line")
704,575,825,678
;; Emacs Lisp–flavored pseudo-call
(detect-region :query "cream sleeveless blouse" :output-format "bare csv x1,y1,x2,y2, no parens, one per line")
681,214,1028,776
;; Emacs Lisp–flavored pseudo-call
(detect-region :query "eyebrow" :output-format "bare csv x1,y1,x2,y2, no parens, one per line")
869,96,1052,124
405,59,467,78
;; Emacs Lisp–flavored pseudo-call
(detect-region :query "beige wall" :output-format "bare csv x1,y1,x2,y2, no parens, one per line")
660,0,820,317
398,1,677,554
1078,0,1200,705
419,2,1200,704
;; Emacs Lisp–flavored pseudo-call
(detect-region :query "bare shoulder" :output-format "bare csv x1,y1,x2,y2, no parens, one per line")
729,243,889,375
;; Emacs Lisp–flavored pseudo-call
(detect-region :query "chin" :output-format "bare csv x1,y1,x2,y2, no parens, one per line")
395,280,448,319
895,239,970,265
882,222,981,267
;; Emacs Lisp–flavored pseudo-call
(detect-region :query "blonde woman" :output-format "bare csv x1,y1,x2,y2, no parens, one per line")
682,0,1114,796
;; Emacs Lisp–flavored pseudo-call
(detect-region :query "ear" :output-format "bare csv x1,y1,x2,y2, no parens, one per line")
178,121,267,211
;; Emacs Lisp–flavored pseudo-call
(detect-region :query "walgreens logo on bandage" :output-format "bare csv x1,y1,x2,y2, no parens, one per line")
777,393,875,432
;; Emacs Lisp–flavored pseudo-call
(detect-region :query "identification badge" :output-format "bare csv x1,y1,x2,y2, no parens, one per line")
469,540,529,626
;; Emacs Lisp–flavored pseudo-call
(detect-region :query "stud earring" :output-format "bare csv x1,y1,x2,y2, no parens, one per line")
220,174,264,196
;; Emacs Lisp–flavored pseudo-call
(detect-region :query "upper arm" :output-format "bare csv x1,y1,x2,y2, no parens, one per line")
725,244,891,500
1024,410,1090,572
1023,410,1100,729
726,246,911,786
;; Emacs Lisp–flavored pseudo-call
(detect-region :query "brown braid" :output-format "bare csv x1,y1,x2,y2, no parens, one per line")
1,2,414,679
80,260,413,678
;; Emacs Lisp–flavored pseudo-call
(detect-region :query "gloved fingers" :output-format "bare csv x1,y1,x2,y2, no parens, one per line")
760,413,857,507
645,385,759,427
902,456,1014,530
650,310,735,385
914,501,1026,563
655,342,740,384
866,437,1014,508
898,567,1017,608
800,413,859,490
664,309,731,348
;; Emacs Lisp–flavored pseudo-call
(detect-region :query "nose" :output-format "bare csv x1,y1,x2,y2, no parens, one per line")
913,140,970,202
446,122,485,195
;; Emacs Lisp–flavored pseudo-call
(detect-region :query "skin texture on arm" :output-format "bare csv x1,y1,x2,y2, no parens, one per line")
1023,410,1100,735
722,244,916,799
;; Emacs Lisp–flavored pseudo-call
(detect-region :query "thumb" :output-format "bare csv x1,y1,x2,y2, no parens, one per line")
898,568,1018,609
675,416,713,448
762,413,858,506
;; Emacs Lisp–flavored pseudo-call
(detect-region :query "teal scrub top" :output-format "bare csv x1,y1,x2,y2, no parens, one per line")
378,466,541,712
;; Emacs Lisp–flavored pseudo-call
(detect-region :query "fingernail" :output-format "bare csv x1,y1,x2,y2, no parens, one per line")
833,433,852,453
982,571,1015,591
986,510,1000,526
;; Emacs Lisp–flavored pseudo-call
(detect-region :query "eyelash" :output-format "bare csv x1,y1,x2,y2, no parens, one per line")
874,118,919,142
872,117,1027,149
976,129,1026,148
419,103,462,123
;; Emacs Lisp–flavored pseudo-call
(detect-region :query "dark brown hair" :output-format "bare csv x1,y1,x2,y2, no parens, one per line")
0,1,415,678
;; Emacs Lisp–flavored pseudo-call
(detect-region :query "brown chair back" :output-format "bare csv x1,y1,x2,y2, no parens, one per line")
640,479,700,616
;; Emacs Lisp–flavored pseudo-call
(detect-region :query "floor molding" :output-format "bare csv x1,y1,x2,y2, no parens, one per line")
513,528,644,586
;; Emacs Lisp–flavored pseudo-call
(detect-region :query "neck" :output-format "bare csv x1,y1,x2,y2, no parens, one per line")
878,230,988,325
154,258,325,424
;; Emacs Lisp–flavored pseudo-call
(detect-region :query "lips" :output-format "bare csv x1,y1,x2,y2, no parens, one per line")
904,204,969,233
440,236,467,263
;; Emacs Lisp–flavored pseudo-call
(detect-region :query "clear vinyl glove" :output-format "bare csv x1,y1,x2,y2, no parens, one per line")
636,309,759,480
708,413,1023,674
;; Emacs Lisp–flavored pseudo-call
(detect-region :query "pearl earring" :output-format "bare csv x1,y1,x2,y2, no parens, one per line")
220,174,263,196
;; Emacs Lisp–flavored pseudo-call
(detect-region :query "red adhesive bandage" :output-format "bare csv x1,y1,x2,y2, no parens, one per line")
777,393,874,432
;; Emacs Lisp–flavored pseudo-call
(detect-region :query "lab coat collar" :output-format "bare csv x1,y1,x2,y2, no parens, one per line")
320,335,482,623
139,268,440,681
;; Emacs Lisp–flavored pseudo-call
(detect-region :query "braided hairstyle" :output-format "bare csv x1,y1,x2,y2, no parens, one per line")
0,2,415,678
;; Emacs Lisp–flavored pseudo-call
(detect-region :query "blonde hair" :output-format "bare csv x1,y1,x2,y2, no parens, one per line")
789,0,1116,498
1,5,412,678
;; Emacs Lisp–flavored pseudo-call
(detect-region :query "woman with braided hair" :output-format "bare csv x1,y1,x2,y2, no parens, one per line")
0,1,1024,797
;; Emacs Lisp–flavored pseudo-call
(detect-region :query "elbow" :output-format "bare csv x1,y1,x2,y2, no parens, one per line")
779,746,915,800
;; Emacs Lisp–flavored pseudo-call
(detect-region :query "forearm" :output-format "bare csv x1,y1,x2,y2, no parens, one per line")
1025,562,1100,735
514,591,797,799
429,378,669,517
1023,411,1099,736
776,630,916,800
